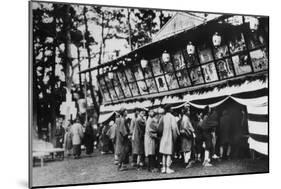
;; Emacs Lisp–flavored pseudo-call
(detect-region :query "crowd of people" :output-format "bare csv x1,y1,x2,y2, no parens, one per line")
53,104,246,173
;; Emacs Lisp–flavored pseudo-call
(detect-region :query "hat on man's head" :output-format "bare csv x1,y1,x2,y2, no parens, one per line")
119,107,127,116
163,104,171,112
158,107,165,114
109,120,114,126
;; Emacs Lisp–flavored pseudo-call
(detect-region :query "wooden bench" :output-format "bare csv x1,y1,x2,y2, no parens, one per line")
33,148,65,167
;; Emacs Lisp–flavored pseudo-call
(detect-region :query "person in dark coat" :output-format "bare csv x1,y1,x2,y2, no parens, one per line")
199,106,218,166
84,118,95,156
130,109,139,167
55,118,65,148
132,110,146,169
194,112,204,163
101,123,111,154
219,109,233,159
179,105,195,168
115,108,130,171
64,124,72,156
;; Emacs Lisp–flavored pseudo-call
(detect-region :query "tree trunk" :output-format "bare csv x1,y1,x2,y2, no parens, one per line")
49,5,58,144
98,12,104,70
77,47,83,93
127,8,133,51
83,6,100,116
63,5,73,122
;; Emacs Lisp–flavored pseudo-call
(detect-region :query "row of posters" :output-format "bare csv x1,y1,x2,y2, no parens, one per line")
99,30,268,102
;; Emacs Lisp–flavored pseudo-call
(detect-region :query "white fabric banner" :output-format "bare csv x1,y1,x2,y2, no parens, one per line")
248,137,268,155
248,120,268,135
230,96,268,107
188,96,230,109
98,112,115,124
247,105,268,115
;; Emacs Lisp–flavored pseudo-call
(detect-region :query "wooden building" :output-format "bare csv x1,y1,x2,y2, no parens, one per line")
81,13,269,156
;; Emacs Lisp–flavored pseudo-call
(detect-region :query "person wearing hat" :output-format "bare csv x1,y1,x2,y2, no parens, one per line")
70,117,84,159
129,108,140,167
84,117,95,156
115,108,130,171
145,109,159,172
179,105,195,168
159,105,179,174
106,120,118,164
199,106,219,166
132,109,146,170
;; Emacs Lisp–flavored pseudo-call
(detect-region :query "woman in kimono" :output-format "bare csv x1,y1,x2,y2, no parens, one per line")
180,105,195,168
132,110,146,169
145,110,159,172
115,108,130,171
159,105,179,174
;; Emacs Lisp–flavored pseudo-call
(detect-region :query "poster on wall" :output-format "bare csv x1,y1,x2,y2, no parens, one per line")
214,45,229,59
201,63,219,82
176,69,192,87
30,1,269,188
189,66,205,85
151,58,164,76
249,48,268,72
172,51,186,70
155,75,168,91
145,78,158,93
198,45,214,64
229,32,247,54
231,53,252,75
216,58,235,79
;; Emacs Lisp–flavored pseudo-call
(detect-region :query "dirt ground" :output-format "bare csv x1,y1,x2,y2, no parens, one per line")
32,151,268,188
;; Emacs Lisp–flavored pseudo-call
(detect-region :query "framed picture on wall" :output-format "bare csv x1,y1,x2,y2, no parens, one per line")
201,62,219,82
249,48,268,72
231,53,252,75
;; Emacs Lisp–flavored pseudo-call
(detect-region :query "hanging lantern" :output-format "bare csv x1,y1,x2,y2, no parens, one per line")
140,58,148,68
186,42,195,55
249,17,259,32
108,71,114,80
108,66,114,80
162,50,170,63
212,32,222,47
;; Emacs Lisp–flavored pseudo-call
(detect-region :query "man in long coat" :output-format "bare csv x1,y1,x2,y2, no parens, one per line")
200,106,218,166
159,106,179,174
180,105,195,168
115,108,130,171
145,110,159,172
70,118,84,159
130,109,139,167
219,109,232,159
55,118,65,148
132,110,146,169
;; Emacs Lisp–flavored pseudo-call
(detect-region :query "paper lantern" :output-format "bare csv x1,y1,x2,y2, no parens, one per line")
140,58,148,68
186,42,195,55
162,51,170,63
249,17,259,31
212,32,222,47
108,71,114,80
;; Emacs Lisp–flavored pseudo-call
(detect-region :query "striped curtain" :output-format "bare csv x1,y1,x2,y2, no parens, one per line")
231,90,268,155
175,88,268,156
